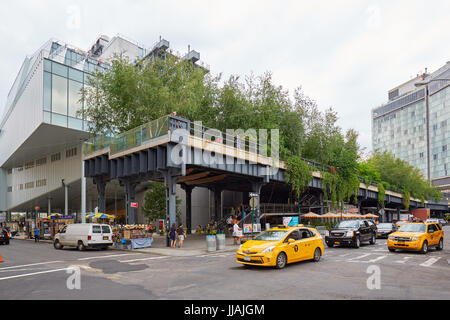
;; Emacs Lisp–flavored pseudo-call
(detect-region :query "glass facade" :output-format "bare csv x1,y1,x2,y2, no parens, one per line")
373,82,450,180
42,58,92,131
429,85,450,179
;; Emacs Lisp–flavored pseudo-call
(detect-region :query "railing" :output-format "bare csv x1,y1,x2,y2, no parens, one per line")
83,134,113,155
109,116,169,154
260,203,299,214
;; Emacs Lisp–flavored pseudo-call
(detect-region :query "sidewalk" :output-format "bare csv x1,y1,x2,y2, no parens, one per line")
112,233,239,257
12,232,240,257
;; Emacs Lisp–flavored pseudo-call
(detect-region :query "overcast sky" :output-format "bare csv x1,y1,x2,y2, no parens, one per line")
1,0,449,154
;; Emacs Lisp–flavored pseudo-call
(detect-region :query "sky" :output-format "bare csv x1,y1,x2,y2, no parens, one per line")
1,0,449,155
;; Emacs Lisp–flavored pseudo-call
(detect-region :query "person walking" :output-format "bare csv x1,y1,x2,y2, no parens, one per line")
176,224,186,248
34,226,40,243
169,223,177,248
226,215,233,233
232,220,242,245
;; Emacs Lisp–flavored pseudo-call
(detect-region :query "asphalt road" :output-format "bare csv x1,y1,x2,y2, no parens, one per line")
1,227,449,300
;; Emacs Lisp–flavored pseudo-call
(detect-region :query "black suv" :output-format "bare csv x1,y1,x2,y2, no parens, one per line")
325,219,377,248
0,227,10,245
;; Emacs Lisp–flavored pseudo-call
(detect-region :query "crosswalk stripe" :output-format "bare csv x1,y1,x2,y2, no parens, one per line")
366,255,387,263
349,253,371,261
420,257,441,267
120,256,168,263
395,257,411,264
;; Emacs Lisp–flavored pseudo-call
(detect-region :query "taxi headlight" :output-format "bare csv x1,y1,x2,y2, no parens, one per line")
411,237,420,241
261,246,276,253
388,235,395,240
238,245,243,251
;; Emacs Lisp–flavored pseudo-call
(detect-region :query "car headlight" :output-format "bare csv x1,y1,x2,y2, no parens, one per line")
388,235,395,240
411,237,420,241
345,231,354,237
238,245,243,251
261,246,276,253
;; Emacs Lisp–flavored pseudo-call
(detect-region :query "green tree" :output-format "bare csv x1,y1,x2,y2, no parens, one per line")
285,156,313,200
142,181,181,221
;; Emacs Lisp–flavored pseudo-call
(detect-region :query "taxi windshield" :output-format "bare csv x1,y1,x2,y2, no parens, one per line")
398,224,426,233
253,230,288,241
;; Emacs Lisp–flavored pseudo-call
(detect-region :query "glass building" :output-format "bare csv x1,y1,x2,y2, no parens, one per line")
372,61,450,193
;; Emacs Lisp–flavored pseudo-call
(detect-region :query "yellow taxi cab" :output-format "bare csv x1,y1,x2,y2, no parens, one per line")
236,225,324,269
395,220,408,230
387,222,444,254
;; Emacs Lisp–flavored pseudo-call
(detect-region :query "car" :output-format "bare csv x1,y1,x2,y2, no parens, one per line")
236,225,324,269
53,223,113,251
438,219,447,226
325,219,377,248
0,227,10,245
426,218,440,224
387,222,444,254
376,223,397,238
395,220,408,229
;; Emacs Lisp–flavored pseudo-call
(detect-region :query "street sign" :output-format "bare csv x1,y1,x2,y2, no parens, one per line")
130,202,138,208
249,193,258,198
34,206,40,210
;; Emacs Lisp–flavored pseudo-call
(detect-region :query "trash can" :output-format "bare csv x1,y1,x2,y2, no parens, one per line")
206,235,217,252
216,233,226,250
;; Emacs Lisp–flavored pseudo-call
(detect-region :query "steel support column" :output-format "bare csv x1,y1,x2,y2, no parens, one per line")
181,184,194,234
122,180,138,225
94,176,107,214
252,181,265,224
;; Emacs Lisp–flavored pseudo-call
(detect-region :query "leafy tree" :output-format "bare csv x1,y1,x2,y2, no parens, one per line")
285,156,313,200
142,181,181,221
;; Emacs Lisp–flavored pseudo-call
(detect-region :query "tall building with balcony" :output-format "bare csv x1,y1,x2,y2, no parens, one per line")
371,60,450,197
0,34,214,226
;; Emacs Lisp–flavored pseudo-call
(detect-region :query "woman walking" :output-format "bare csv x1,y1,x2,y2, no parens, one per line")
177,224,186,248
169,224,177,248
232,220,242,245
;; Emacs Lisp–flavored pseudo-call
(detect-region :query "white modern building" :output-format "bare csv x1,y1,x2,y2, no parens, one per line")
0,34,224,227
372,60,450,197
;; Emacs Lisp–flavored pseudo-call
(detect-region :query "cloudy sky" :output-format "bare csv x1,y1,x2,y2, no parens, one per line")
1,0,449,154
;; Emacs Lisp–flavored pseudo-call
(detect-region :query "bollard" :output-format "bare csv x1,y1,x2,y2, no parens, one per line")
216,233,226,250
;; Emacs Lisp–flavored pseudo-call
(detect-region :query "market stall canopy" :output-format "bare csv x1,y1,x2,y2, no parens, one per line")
363,213,379,219
85,213,115,219
321,212,340,218
301,212,320,218
48,213,62,219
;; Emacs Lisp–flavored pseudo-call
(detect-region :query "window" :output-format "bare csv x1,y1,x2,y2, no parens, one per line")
36,179,47,187
16,166,23,172
43,71,52,111
68,80,83,118
441,120,448,127
7,169,12,175
299,229,312,239
101,226,111,234
25,161,34,169
51,152,61,162
433,154,438,160
66,147,77,158
420,152,424,158
7,186,12,192
19,184,23,190
52,74,67,115
92,225,102,233
443,145,448,152
25,182,34,189
285,230,300,241
36,157,47,166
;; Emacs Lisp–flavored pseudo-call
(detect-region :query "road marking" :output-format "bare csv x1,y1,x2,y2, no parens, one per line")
349,253,371,261
366,255,387,263
77,253,142,261
395,257,411,264
119,256,168,263
0,261,63,271
420,257,441,267
338,253,353,257
0,268,69,281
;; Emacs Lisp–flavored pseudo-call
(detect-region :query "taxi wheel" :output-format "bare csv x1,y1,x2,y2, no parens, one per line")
275,252,287,269
420,240,428,254
313,248,321,262
436,238,443,251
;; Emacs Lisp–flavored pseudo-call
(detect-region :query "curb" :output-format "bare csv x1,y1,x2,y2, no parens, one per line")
11,237,53,244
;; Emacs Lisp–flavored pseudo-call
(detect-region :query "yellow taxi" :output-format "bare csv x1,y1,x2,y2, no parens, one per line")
236,225,324,269
387,222,444,254
395,220,408,230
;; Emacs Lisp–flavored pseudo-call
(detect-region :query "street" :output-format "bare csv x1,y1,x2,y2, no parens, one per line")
1,227,450,300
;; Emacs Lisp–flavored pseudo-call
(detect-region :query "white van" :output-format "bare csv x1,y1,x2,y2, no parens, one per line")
54,223,113,251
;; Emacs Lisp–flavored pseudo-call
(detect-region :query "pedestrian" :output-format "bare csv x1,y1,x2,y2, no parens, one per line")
34,226,40,243
169,223,177,248
177,224,186,248
147,222,153,235
232,220,242,245
227,215,233,231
